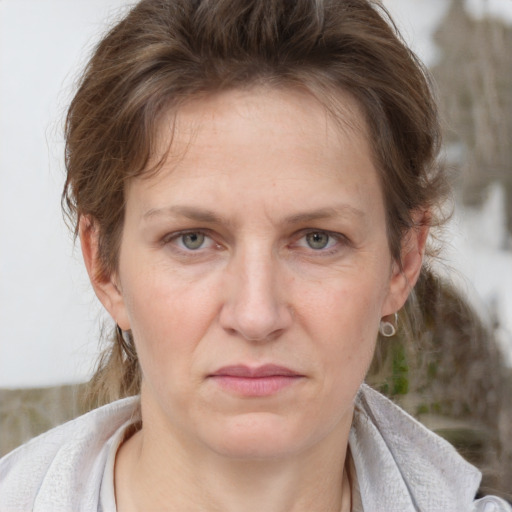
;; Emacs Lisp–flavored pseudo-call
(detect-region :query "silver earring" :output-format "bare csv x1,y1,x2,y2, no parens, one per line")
379,313,398,337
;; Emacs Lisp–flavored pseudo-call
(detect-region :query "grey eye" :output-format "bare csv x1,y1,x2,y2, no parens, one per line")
306,232,330,250
181,232,205,250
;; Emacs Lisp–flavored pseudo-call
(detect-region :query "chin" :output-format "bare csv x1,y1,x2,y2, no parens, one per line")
203,412,313,460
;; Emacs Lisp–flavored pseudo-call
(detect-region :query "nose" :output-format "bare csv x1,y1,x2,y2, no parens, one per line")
219,248,292,342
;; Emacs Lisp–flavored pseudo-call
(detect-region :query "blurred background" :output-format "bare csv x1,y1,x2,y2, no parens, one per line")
0,0,511,499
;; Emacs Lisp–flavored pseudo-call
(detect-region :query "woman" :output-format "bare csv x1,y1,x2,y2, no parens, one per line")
0,0,509,510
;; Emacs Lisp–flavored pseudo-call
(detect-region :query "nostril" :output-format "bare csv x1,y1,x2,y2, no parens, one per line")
219,303,290,342
224,327,238,337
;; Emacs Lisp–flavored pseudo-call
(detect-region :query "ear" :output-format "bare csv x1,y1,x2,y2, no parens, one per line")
381,211,430,316
79,216,131,330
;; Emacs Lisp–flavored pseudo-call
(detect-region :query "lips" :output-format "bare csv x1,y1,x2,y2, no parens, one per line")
210,364,302,378
208,364,304,397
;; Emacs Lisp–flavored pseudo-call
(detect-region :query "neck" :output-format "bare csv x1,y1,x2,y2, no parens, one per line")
115,400,353,512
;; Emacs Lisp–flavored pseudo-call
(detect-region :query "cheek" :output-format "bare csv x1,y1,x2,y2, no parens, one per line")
298,274,385,377
274,277,383,447
120,268,221,378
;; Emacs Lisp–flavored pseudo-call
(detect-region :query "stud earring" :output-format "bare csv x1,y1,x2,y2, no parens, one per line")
379,312,398,337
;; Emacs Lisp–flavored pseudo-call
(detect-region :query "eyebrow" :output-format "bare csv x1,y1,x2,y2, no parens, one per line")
142,204,365,225
283,205,366,225
143,205,226,224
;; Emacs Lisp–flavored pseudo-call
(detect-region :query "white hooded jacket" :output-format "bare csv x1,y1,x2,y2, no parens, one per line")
0,384,510,512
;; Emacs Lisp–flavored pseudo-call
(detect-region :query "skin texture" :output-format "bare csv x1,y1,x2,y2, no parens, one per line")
81,87,428,512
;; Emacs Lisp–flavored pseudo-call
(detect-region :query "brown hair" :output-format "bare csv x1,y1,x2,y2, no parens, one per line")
63,0,447,405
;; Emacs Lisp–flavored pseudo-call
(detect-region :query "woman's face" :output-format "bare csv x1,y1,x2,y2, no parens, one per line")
91,87,419,459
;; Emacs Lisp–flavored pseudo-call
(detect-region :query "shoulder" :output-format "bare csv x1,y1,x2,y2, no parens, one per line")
351,385,512,512
0,396,139,512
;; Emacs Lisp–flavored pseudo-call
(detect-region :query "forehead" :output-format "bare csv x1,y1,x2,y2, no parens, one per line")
127,86,383,223
168,85,368,154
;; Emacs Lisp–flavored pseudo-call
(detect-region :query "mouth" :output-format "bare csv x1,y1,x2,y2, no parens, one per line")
208,364,305,397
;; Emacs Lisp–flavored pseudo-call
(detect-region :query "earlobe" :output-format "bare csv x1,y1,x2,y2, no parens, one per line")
382,212,430,316
79,216,131,330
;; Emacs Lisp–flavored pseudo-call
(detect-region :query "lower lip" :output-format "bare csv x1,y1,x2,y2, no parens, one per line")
209,375,303,397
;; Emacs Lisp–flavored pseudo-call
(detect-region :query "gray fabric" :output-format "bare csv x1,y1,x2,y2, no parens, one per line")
0,398,138,512
350,386,511,512
0,386,509,511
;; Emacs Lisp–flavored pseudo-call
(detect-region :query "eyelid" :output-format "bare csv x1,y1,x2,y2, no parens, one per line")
162,229,217,250
160,228,350,255
291,229,351,252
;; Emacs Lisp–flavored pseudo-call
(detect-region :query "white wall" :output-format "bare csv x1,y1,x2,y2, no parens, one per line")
0,0,132,387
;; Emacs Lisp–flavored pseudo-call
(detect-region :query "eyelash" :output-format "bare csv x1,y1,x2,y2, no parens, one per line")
161,229,350,257
162,230,219,253
291,230,350,256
